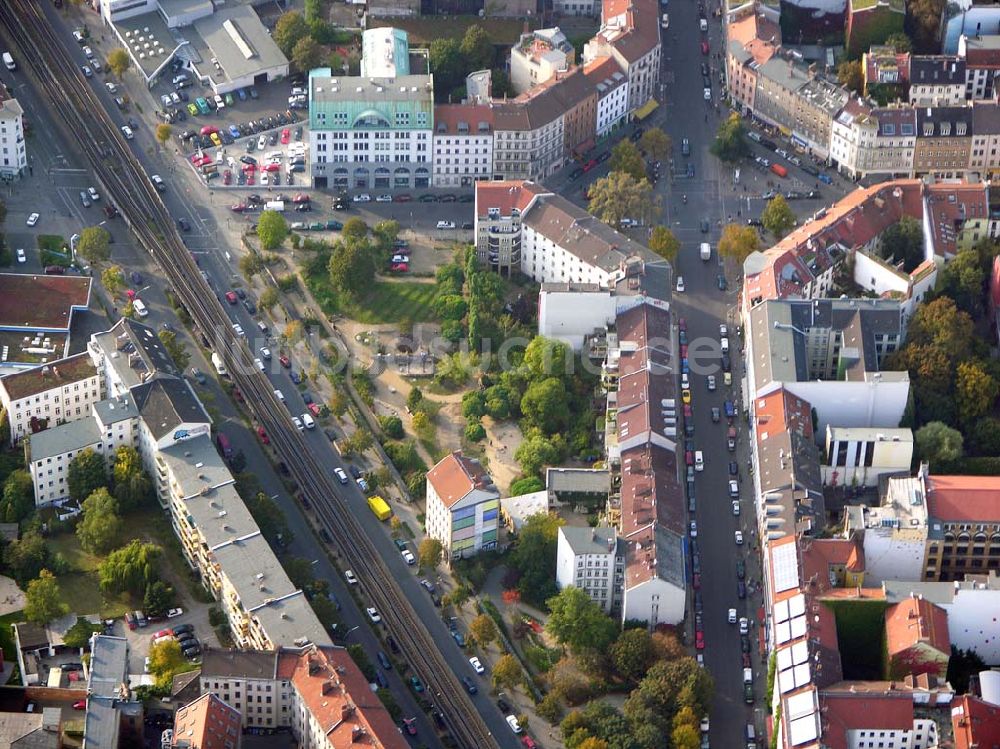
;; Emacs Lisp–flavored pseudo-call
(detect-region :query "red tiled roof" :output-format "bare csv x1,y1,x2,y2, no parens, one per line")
596,0,661,64
754,388,813,442
433,103,493,134
173,693,242,749
953,694,1000,749
427,451,496,508
926,474,1000,522
799,538,865,593
0,273,91,331
924,183,988,258
819,690,915,749
884,596,951,659
475,180,546,218
280,647,408,749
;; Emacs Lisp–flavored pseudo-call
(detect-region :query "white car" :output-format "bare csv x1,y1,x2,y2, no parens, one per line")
121,125,134,140
353,193,371,202
719,323,728,337
83,46,94,58
735,530,744,545
436,220,456,229
292,416,304,432
88,186,100,202
254,358,265,372
375,194,392,203
703,87,712,101
16,249,25,264
344,569,358,585
214,95,225,110
505,716,522,734
366,607,381,624
144,656,151,673
401,549,415,565
675,275,685,293
729,480,739,498
701,717,710,733
334,467,348,484
166,607,184,618
26,213,39,227
732,500,741,516
739,617,749,635
707,375,716,391
469,656,485,674
689,521,697,538
728,608,737,624
257,135,267,150
259,347,271,360
260,172,269,186
105,81,117,94
232,323,245,337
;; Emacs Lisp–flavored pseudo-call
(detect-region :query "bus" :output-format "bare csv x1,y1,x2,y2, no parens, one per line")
367,495,391,521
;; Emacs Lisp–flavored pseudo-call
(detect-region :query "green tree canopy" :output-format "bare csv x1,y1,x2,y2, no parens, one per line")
258,287,280,312
78,226,111,265
143,580,176,618
77,488,123,554
155,124,172,148
915,421,964,467
515,434,561,477
246,492,291,547
639,127,671,161
102,265,125,297
342,217,368,242
63,617,103,649
107,48,130,77
429,38,463,97
67,448,107,503
1,469,35,524
274,11,310,56
4,532,50,587
417,537,442,570
879,215,925,271
258,210,289,250
546,586,618,655
521,377,571,434
510,476,545,496
718,222,762,264
710,113,750,163
25,570,68,625
587,171,656,229
956,360,999,424
291,36,322,73
761,194,796,239
509,512,564,605
328,240,376,295
609,139,647,182
885,32,912,52
98,540,161,594
469,613,498,645
836,60,864,94
148,639,189,690
610,627,655,683
460,25,495,70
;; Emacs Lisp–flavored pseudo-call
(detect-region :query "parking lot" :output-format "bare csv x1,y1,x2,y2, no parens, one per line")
110,603,218,677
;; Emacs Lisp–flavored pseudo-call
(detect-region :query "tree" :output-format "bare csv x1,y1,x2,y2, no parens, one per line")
143,580,175,618
157,329,190,373
609,139,647,182
586,171,656,229
908,0,946,53
647,226,680,263
671,724,701,749
578,739,610,749
77,488,123,554
915,421,964,467
274,11,310,56
24,570,68,625
470,614,499,646
328,240,376,294
710,113,751,163
64,617,103,649
341,217,368,242
4,532,49,587
510,512,563,604
418,537,442,570
886,32,912,52
524,336,572,381
148,639,188,689
460,25,495,71
107,48,130,77
610,628,654,683
718,222,762,264
102,265,125,297
879,215,925,271
304,0,324,22
68,448,107,503
246,492,291,547
378,414,404,439
155,124,172,149
77,226,111,265
546,586,618,655
492,654,523,691
956,360,999,424
258,210,289,251
940,247,986,316
639,127,671,161
98,540,161,594
836,60,864,94
521,378,570,434
536,692,564,724
259,287,280,312
971,417,1000,456
761,194,796,239
1,469,35,524
239,252,264,279
292,36,322,73
515,434,561,477
510,476,545,496
429,38,463,97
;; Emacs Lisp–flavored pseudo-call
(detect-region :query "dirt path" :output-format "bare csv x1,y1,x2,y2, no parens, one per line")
0,576,24,616
481,417,525,493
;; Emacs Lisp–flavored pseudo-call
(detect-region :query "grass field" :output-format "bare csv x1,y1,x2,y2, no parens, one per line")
368,16,529,45
304,258,441,324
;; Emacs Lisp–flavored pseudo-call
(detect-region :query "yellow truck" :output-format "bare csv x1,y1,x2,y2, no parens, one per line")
367,495,391,521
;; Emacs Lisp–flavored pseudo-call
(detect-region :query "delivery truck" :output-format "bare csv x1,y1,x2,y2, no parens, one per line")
367,495,392,521
264,201,285,212
700,242,711,261
211,352,227,376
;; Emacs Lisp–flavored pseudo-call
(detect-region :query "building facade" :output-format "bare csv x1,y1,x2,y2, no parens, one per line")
584,58,629,137
0,353,102,443
0,96,26,179
431,104,493,188
510,28,575,95
425,451,501,558
555,526,624,614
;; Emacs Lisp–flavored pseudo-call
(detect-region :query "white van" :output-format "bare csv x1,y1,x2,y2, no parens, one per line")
171,73,189,85
743,668,753,684
700,242,712,261
720,337,730,353
301,412,315,429
2,53,15,72
694,450,704,471
274,389,285,403
132,299,149,318
699,17,708,31
211,352,227,376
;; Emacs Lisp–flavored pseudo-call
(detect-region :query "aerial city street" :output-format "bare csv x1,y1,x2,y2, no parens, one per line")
0,0,998,747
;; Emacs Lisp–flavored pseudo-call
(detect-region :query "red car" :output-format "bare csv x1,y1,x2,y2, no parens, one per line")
247,176,255,185
522,738,538,749
257,426,270,445
695,631,705,650
582,158,598,172
263,163,280,172
685,450,694,466
73,700,86,710
391,263,409,272
153,628,173,639
224,291,238,304
684,403,693,419
279,355,290,369
307,402,321,417
678,317,687,331
241,163,256,174
402,718,417,736
190,153,204,164
396,193,412,202
233,387,245,404
680,344,688,358
223,170,232,185
701,40,710,55
292,193,310,204
200,125,219,136
280,128,291,144
231,203,247,212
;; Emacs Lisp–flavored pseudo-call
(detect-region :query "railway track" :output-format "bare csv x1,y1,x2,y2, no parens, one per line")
0,5,497,746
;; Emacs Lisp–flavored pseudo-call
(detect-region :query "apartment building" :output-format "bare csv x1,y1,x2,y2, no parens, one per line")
914,106,973,175
884,595,951,679
969,101,1000,175
173,693,242,749
584,0,662,115
0,353,102,443
555,526,624,614
490,99,565,181
725,11,781,116
431,104,493,188
557,68,599,156
554,0,599,16
199,648,292,729
822,426,913,487
0,94,26,179
0,273,91,370
83,635,139,749
583,57,629,137
753,57,809,137
793,75,849,157
953,690,1000,749
862,45,909,93
425,451,501,558
510,28,575,95
473,180,546,275
958,33,1000,100
909,56,967,106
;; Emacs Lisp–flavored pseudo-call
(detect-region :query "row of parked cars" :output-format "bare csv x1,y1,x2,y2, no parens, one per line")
179,110,299,152
149,621,201,660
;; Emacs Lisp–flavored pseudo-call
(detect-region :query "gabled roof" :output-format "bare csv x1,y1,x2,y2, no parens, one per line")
953,693,1000,749
173,692,242,749
799,537,865,593
0,352,98,402
926,474,1000,522
884,595,950,659
131,377,210,440
475,180,547,218
818,689,915,749
427,451,498,508
433,103,493,136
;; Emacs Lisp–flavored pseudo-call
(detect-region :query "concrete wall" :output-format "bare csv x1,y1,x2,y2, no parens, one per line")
944,587,1000,664
622,576,686,626
783,378,909,433
538,289,617,350
861,528,925,584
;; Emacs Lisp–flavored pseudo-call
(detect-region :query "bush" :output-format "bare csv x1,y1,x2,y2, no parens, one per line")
464,420,486,442
378,415,404,439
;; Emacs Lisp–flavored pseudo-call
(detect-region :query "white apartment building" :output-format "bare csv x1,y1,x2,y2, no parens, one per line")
425,451,500,559
555,526,624,613
199,649,294,729
0,353,102,443
510,28,575,95
584,0,661,114
822,426,913,487
431,104,493,188
0,96,26,179
554,0,598,16
586,58,629,137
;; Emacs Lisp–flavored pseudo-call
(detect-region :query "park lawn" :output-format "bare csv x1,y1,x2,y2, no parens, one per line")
58,572,133,620
341,281,441,324
368,16,528,45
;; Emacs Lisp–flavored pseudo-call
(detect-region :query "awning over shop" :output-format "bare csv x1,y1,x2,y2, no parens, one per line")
634,99,659,121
